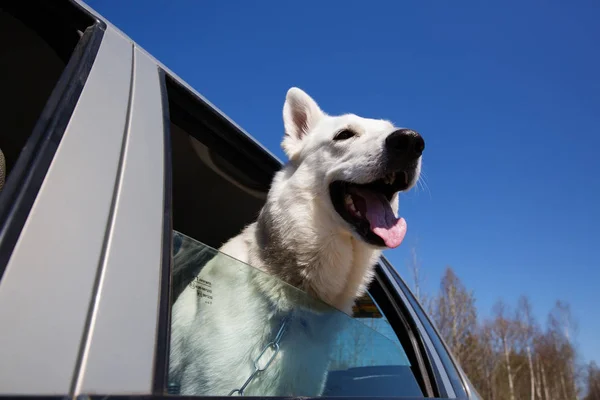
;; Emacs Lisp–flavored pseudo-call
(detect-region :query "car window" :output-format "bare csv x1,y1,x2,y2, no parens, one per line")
168,231,423,397
351,291,403,345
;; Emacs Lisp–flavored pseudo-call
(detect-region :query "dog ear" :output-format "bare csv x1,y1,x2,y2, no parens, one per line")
282,87,324,160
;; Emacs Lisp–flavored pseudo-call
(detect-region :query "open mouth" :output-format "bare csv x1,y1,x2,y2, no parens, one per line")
329,170,413,248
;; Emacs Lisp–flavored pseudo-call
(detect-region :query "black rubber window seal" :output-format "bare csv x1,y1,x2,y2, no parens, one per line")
152,68,175,395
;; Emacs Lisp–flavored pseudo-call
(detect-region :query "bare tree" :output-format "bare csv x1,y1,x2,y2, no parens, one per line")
585,362,600,400
548,301,579,400
406,241,432,314
408,244,422,301
516,295,537,400
421,264,587,400
432,267,478,372
469,321,498,400
549,300,578,343
491,300,518,400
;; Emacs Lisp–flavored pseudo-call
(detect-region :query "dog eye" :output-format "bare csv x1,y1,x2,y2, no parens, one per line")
333,129,356,141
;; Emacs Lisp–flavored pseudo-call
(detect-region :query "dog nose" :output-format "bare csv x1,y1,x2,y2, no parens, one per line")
385,129,425,159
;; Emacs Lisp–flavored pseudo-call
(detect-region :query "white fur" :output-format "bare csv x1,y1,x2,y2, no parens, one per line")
169,87,422,396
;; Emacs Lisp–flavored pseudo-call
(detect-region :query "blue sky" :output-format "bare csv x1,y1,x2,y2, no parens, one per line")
85,1,600,363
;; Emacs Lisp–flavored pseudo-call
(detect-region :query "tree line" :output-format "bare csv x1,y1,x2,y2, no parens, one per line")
407,248,598,400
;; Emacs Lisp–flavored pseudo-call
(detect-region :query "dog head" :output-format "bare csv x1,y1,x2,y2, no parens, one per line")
281,87,424,249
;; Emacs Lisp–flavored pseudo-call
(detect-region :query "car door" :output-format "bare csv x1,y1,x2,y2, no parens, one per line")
0,1,135,394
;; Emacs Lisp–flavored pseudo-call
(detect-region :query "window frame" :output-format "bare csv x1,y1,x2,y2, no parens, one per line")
163,74,281,193
369,268,438,397
0,0,105,281
154,69,458,399
153,68,175,394
153,69,283,396
383,257,472,398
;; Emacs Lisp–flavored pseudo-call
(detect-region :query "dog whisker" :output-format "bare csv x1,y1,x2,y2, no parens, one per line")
416,169,432,200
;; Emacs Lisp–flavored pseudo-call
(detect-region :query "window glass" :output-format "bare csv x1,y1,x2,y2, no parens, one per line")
351,291,401,345
168,231,423,397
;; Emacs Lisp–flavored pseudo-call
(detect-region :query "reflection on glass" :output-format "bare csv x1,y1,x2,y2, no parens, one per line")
168,231,422,397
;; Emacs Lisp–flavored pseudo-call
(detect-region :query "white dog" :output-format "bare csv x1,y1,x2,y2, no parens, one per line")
169,87,424,396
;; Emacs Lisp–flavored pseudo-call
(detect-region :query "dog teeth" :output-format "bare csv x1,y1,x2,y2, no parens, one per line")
348,200,357,212
349,202,361,217
345,194,361,217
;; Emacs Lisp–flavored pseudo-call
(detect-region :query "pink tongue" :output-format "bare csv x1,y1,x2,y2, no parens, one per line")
351,189,407,248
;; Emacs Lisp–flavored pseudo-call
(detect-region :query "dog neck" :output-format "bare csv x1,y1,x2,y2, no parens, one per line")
253,169,382,313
